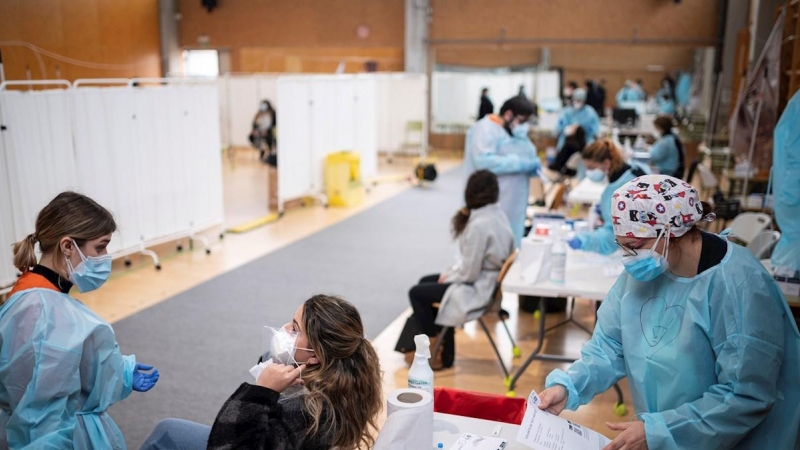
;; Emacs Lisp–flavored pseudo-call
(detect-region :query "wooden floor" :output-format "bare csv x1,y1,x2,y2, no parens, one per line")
77,148,633,440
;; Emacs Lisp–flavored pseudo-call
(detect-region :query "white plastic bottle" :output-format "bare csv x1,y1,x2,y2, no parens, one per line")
550,232,567,284
408,334,434,394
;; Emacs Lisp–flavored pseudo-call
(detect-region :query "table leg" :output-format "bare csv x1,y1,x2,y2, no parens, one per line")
507,300,577,395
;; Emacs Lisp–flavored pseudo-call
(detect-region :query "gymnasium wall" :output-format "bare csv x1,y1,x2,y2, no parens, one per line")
0,0,161,81
176,0,405,73
429,0,720,97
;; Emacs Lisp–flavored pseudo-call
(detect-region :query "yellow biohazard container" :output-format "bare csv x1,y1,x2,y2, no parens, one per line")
324,151,364,207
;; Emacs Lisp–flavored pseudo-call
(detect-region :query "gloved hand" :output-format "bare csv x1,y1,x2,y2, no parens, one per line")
133,363,160,392
567,237,582,250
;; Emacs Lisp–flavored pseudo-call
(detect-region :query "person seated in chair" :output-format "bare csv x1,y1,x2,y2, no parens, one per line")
140,295,382,450
544,125,586,179
398,170,514,370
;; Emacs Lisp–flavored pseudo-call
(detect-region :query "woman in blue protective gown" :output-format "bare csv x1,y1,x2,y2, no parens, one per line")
567,139,646,255
648,116,685,179
0,192,160,449
538,175,800,450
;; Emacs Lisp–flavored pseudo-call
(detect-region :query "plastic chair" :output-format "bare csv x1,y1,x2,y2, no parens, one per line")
746,230,781,259
696,164,718,201
433,387,526,425
548,181,570,211
402,121,424,154
728,212,772,245
432,251,521,378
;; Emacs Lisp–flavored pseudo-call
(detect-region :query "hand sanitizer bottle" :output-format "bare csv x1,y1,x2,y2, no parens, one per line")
408,334,434,394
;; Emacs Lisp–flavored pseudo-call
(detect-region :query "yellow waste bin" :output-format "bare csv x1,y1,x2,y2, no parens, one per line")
325,151,364,207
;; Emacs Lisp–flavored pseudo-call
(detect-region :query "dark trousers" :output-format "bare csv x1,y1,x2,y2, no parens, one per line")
409,274,455,366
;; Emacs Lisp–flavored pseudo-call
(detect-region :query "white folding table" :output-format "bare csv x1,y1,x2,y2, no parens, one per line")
501,250,623,402
566,178,607,205
433,412,526,449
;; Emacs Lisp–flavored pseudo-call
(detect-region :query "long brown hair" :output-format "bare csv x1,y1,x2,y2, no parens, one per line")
582,139,626,175
301,295,382,449
452,169,499,238
11,191,116,274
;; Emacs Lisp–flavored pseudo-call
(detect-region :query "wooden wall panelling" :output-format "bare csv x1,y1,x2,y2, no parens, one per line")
0,0,161,81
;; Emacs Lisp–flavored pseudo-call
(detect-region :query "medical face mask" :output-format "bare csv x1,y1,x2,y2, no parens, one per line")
262,326,314,366
622,230,670,281
260,104,268,112
573,101,585,109
586,168,606,183
512,123,530,138
653,130,662,139
65,239,112,293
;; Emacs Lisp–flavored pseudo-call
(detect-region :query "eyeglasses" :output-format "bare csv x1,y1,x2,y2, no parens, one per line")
615,238,645,257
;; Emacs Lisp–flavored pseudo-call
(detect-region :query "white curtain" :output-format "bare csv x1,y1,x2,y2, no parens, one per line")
375,74,427,154
432,71,561,126
73,87,141,254
0,89,77,245
0,120,18,287
221,75,280,148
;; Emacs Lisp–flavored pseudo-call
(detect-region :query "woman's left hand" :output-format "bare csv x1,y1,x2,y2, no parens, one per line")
602,421,647,450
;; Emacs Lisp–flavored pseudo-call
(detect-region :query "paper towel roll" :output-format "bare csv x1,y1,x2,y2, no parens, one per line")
373,388,434,450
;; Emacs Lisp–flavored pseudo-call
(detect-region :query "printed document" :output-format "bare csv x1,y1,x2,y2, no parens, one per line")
516,390,611,450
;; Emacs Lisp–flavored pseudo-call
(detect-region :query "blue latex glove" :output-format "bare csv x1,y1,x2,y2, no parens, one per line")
567,237,582,250
133,363,160,392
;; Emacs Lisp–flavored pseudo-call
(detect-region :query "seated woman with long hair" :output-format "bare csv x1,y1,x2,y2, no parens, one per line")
396,169,515,369
140,295,383,450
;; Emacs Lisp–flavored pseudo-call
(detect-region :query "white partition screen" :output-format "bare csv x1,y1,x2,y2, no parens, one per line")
432,71,560,126
0,122,17,287
0,79,224,288
374,74,427,155
73,86,141,254
0,88,77,246
276,75,381,209
220,75,280,148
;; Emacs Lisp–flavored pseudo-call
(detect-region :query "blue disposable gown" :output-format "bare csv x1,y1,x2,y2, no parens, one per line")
616,87,643,104
0,288,136,449
675,73,691,107
649,134,680,176
575,167,641,255
463,116,539,246
771,90,800,272
546,243,800,449
496,136,540,246
555,106,600,151
656,87,676,115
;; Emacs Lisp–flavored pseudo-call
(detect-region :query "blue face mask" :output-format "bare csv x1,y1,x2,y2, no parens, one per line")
586,168,606,183
512,123,530,138
66,239,112,293
622,231,670,281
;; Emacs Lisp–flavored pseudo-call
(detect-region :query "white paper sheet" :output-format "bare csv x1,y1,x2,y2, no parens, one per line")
516,390,611,450
449,433,507,450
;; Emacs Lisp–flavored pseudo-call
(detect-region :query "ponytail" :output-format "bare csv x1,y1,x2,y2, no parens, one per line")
12,234,38,273
452,170,499,239
451,208,471,239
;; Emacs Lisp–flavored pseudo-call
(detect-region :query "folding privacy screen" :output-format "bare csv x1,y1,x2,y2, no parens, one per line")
0,79,223,289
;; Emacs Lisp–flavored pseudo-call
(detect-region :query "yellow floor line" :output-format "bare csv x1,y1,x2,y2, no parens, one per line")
226,212,281,234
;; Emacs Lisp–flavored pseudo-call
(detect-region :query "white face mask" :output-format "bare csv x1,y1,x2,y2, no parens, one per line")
262,326,314,366
573,101,585,109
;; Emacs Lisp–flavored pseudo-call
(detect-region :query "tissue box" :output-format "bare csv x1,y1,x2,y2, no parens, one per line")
519,237,553,284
